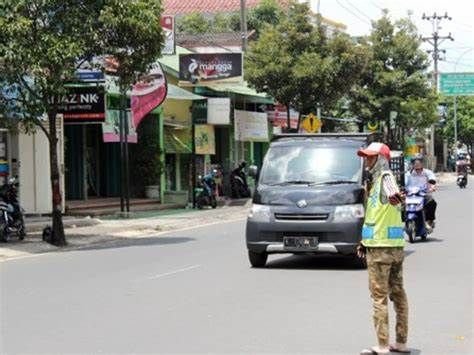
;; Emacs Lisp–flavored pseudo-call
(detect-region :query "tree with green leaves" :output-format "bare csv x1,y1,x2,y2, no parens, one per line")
177,0,283,37
177,13,211,34
245,1,368,129
441,96,474,147
348,11,437,146
0,0,164,246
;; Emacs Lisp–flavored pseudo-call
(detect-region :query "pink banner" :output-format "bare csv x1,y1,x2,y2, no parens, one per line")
131,63,167,128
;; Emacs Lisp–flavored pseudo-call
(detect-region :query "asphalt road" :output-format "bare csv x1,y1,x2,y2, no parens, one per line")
1,182,472,354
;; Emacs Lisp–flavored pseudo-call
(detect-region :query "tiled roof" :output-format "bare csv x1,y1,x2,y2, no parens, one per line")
163,0,289,15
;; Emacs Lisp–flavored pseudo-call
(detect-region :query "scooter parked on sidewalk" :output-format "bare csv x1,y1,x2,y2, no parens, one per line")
230,162,251,198
404,186,430,243
0,177,26,242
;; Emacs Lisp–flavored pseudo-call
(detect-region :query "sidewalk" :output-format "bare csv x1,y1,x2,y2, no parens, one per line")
0,202,251,262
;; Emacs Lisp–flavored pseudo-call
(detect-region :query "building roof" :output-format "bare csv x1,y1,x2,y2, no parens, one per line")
163,0,289,15
177,31,254,48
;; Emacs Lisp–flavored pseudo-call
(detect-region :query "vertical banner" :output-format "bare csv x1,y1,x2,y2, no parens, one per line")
102,110,137,143
234,110,269,142
195,124,215,155
161,16,175,55
131,62,167,129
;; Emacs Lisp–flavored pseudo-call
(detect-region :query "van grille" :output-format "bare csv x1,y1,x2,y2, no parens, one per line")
274,213,329,221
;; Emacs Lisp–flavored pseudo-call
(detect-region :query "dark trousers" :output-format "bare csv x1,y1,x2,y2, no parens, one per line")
424,198,437,221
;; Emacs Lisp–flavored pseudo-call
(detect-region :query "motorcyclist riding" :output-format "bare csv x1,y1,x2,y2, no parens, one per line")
405,154,437,231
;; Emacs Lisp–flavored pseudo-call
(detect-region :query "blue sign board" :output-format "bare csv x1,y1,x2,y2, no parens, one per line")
75,70,105,82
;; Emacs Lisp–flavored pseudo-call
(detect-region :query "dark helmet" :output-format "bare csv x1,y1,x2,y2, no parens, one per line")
239,161,247,168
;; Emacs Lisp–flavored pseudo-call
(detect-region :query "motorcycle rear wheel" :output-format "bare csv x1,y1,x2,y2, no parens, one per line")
406,221,416,243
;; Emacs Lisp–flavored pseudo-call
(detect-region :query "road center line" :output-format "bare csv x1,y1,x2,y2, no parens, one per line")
148,264,201,280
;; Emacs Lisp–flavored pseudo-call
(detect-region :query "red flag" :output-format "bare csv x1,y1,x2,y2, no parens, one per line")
131,63,167,128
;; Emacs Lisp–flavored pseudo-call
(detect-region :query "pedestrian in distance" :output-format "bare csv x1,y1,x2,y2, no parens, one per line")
357,142,411,355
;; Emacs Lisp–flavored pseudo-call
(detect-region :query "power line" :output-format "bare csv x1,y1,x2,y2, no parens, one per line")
335,0,371,26
343,0,373,22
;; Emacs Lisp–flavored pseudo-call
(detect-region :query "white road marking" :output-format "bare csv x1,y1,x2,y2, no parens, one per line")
148,264,201,280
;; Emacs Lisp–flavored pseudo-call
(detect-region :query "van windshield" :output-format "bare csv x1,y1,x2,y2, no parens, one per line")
260,145,362,186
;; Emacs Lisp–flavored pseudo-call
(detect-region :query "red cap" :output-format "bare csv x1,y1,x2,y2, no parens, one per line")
358,142,391,161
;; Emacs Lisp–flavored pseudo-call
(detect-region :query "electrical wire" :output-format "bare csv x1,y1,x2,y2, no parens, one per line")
335,0,371,26
343,0,373,22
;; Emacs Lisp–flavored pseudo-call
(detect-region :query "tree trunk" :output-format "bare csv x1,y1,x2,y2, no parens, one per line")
296,111,302,133
48,111,66,246
286,105,291,133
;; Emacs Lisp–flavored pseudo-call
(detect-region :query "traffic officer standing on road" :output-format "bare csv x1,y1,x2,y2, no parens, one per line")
357,143,411,355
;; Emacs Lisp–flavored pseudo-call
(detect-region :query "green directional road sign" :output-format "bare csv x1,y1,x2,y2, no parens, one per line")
440,72,474,96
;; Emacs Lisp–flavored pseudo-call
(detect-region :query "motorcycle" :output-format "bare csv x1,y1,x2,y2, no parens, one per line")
194,175,217,209
404,186,430,243
456,160,468,189
0,177,26,242
230,166,251,198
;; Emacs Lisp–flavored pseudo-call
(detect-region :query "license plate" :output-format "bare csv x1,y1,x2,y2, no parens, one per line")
283,236,319,250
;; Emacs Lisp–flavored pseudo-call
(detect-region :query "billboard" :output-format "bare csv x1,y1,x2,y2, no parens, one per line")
179,53,243,86
207,98,231,125
195,124,215,155
234,110,269,142
56,86,105,123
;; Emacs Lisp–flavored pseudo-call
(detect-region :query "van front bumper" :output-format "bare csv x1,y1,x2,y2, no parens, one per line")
246,216,363,255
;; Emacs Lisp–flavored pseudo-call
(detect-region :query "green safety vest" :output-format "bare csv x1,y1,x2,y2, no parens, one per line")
362,171,405,248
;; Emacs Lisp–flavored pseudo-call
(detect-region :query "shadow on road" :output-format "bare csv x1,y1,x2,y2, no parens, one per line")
265,254,364,270
72,236,195,251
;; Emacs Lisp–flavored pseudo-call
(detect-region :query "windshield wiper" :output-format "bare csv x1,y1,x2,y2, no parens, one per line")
310,180,357,186
267,180,316,186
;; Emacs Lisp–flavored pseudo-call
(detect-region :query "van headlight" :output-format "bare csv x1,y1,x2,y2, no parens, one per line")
334,204,365,222
248,204,271,222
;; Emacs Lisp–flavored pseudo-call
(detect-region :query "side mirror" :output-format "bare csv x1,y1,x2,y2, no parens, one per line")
249,165,258,178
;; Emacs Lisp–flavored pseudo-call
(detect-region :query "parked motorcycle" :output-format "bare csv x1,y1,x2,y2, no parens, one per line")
195,175,217,209
404,186,429,243
0,177,26,242
230,162,251,198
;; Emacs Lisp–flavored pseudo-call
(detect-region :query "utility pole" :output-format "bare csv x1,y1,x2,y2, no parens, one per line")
240,0,248,52
421,12,454,170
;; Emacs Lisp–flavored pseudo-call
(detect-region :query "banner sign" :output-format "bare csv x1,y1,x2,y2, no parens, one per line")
207,98,231,125
195,124,215,155
102,109,137,143
179,53,243,86
56,86,105,123
234,110,269,142
267,103,299,129
161,16,175,55
131,62,167,129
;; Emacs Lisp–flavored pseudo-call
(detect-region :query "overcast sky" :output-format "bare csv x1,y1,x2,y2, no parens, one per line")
308,0,474,73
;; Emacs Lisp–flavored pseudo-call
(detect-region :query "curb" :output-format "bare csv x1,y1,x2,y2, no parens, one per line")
26,217,102,233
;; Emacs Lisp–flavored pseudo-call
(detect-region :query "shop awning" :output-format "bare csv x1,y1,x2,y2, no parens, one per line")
167,84,206,101
204,82,273,104
163,126,192,154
